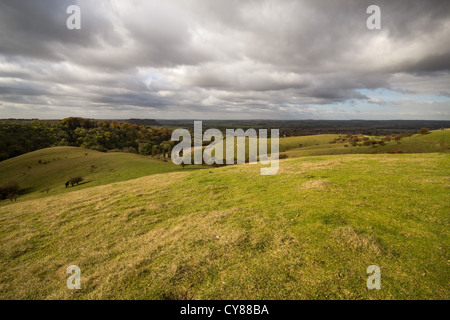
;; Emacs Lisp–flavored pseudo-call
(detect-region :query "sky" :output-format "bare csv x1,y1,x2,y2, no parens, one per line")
0,0,449,120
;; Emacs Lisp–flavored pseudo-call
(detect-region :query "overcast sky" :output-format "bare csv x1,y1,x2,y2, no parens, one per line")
0,0,449,120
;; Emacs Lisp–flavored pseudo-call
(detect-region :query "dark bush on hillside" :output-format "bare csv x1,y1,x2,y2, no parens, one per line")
68,176,83,187
0,181,20,200
394,132,413,140
418,128,429,135
122,146,137,154
386,149,404,154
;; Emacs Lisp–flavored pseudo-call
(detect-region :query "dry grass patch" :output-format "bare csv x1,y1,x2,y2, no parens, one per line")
301,179,333,190
279,158,347,175
332,226,382,256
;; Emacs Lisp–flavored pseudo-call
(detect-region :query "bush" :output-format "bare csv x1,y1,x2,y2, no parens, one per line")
386,149,404,154
122,146,137,154
418,128,429,135
394,132,413,140
68,176,83,186
138,143,153,156
0,181,20,200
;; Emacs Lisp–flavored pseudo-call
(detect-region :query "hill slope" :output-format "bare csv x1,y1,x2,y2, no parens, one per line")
281,129,449,157
197,129,449,160
0,147,202,203
0,153,448,299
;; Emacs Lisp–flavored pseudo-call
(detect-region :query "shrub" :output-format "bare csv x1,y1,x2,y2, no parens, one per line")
386,149,404,154
0,181,20,200
138,143,153,155
394,132,413,140
122,146,137,154
418,128,429,135
68,176,83,186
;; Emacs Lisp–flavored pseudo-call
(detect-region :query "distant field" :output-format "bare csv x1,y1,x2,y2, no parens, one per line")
0,152,448,299
193,129,449,161
0,147,204,203
281,130,450,157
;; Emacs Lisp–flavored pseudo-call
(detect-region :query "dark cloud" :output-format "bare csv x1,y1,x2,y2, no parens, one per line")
404,52,450,74
0,0,449,119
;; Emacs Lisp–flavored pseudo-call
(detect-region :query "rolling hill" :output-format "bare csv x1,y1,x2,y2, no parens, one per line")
0,130,448,299
280,129,450,157
0,146,203,203
0,152,448,299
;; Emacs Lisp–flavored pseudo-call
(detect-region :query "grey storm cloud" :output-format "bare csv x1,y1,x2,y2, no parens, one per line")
0,0,449,119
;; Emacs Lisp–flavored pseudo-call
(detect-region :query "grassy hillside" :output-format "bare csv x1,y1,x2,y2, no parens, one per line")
0,147,203,203
279,134,341,152
281,130,449,158
0,153,448,299
198,129,449,160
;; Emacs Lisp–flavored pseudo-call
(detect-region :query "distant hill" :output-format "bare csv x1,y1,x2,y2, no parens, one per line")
157,119,450,136
280,129,450,158
0,118,162,127
122,118,162,126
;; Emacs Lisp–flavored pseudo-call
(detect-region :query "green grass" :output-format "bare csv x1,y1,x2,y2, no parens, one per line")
282,130,450,158
0,146,204,203
0,152,448,299
279,134,341,152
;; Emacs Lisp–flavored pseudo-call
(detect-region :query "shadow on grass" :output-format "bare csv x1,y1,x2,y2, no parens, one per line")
180,165,226,171
18,187,33,196
68,180,93,188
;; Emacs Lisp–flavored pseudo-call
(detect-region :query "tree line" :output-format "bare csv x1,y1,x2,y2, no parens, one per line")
0,117,174,161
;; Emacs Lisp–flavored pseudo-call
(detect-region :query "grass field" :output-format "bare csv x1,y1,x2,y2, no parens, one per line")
191,130,449,161
0,151,449,299
0,130,448,299
0,147,203,203
281,130,450,158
